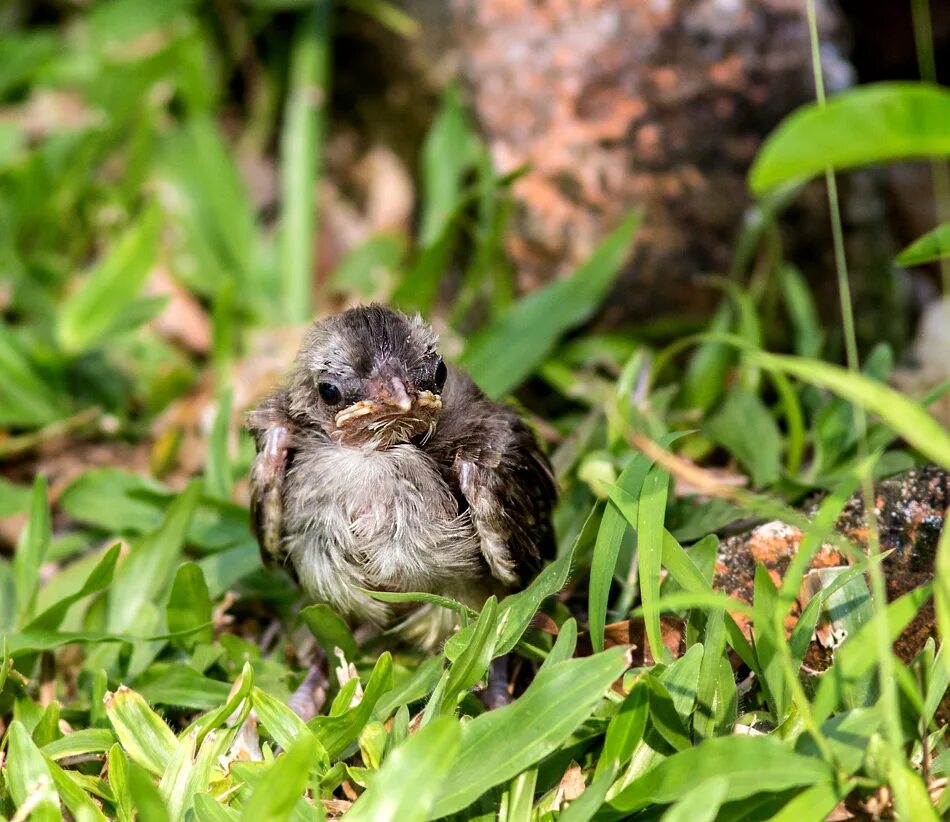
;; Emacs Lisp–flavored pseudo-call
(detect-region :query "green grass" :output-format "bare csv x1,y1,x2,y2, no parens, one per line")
1,1,950,819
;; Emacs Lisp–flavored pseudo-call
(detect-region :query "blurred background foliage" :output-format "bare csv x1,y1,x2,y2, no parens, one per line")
2,0,950,818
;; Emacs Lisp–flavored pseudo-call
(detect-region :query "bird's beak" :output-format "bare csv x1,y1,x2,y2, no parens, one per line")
379,376,413,413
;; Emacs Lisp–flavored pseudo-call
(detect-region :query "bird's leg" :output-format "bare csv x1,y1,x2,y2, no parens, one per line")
480,654,513,710
288,645,329,721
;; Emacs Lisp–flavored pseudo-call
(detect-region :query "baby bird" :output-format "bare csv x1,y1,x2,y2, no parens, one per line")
247,305,556,648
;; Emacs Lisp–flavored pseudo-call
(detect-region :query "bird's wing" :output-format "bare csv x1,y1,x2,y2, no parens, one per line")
424,369,557,586
247,390,295,565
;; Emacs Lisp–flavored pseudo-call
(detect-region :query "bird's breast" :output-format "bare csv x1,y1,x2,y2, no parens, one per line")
284,439,482,592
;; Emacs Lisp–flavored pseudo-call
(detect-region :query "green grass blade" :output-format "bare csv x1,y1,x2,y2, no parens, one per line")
635,465,671,664
25,544,120,632
750,82,950,194
278,1,331,322
590,434,683,654
897,220,950,266
12,475,51,627
238,733,320,822
5,720,61,822
56,206,160,353
165,562,213,648
344,716,461,822
749,350,950,470
107,480,202,633
309,652,393,759
104,685,179,776
431,647,628,817
460,211,641,398
608,735,834,814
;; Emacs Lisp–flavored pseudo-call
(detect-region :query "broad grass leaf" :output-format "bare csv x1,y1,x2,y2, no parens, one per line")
238,733,320,822
438,595,498,715
897,221,950,266
635,465,671,664
795,708,880,776
104,685,178,776
678,302,734,412
0,326,65,427
890,763,941,822
652,644,703,742
812,584,933,720
166,563,213,647
300,603,359,660
158,729,219,821
58,468,167,535
204,389,233,499
660,776,728,822
460,210,641,398
504,768,538,822
12,475,51,627
193,794,240,822
185,662,254,746
431,647,628,817
44,755,108,821
373,654,442,721
693,607,727,740
608,735,834,814
590,433,684,654
128,758,171,822
660,530,758,673
42,728,117,761
108,744,135,822
159,116,256,301
767,782,850,822
748,350,950,470
345,716,462,822
135,665,232,710
444,541,574,661
750,82,950,194
752,564,790,721
25,543,120,632
596,680,648,779
198,542,261,598
703,389,782,487
56,206,160,353
539,617,577,670
309,652,394,760
252,685,323,758
5,720,61,822
107,480,202,633
418,84,478,248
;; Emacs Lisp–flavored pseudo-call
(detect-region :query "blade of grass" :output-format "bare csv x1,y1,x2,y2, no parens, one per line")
460,211,641,398
431,647,628,817
345,717,461,822
279,0,331,322
12,475,51,627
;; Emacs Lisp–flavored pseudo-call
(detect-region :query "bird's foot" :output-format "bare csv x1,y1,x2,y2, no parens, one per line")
288,649,329,721
479,655,513,711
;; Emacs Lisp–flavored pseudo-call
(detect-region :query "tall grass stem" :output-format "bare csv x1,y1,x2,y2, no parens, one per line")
279,0,331,324
911,0,950,295
806,0,908,812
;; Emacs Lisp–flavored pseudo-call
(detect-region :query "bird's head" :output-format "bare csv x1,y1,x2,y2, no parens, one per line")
288,305,447,449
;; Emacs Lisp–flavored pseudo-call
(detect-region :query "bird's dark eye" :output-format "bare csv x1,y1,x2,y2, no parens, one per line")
318,382,342,405
434,358,447,390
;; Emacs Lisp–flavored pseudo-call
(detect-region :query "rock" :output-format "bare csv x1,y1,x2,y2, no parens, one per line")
442,0,869,323
713,465,948,716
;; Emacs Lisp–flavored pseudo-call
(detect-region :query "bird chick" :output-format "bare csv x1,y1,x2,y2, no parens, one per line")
247,305,556,648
